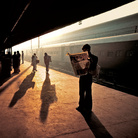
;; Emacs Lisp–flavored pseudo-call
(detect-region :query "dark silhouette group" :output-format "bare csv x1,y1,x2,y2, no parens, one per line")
0,51,24,82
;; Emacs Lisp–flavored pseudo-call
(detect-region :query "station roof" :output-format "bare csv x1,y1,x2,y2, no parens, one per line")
0,0,134,50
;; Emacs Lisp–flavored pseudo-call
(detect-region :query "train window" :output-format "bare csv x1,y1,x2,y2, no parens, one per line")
95,51,100,56
107,51,114,57
126,50,134,57
100,51,105,56
116,50,123,57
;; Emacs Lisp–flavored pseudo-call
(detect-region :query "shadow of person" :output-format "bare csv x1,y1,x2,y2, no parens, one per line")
0,66,31,94
77,111,113,138
40,74,57,123
9,72,35,107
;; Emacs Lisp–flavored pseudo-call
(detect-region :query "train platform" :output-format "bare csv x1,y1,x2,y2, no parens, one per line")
0,61,137,138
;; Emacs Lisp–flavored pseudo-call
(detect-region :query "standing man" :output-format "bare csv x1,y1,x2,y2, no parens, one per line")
17,51,21,73
32,53,38,72
22,51,24,64
76,44,98,113
13,52,18,73
44,53,51,74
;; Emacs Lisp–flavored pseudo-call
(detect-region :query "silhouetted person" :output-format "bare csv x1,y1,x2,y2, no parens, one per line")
6,52,12,77
76,44,98,113
17,51,21,73
0,61,2,78
9,72,35,107
22,51,24,64
7,52,12,69
13,52,19,73
32,53,38,72
0,52,11,78
44,53,51,74
0,53,3,79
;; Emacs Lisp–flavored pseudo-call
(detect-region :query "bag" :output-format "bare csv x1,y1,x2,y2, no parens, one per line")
36,60,39,63
89,64,101,78
49,56,52,62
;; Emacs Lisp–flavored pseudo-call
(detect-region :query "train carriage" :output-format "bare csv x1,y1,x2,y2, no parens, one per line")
17,13,138,92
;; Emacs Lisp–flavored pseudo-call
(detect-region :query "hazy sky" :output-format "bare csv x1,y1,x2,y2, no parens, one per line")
13,1,138,51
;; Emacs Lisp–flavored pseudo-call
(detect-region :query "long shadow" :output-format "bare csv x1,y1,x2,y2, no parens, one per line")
77,110,113,138
9,72,35,107
40,74,57,123
0,66,31,94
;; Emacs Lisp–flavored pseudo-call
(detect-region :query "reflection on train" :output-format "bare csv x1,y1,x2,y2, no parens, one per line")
19,13,138,93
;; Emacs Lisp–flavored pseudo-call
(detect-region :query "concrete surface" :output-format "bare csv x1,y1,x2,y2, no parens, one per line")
0,61,137,138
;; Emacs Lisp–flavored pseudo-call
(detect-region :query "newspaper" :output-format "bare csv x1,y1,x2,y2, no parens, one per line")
67,52,90,76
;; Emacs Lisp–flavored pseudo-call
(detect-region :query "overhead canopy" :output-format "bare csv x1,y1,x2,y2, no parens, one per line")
0,0,134,50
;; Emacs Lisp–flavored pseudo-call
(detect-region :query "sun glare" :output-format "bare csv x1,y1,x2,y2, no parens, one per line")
40,1,138,41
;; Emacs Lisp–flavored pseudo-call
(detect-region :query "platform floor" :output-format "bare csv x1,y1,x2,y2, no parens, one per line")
0,61,137,138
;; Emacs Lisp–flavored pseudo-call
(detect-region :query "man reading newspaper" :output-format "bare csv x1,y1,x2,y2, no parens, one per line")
69,44,98,113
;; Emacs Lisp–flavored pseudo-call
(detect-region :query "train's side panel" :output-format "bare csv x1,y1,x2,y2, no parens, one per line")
24,38,138,91
90,40,138,89
91,40,138,69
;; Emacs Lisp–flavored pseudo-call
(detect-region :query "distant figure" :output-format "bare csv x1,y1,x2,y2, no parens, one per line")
44,53,51,74
6,52,12,76
76,44,98,113
0,52,11,78
22,51,24,64
13,52,19,73
17,51,21,73
32,53,38,72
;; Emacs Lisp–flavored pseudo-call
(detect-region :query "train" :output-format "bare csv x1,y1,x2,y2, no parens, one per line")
17,13,138,93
